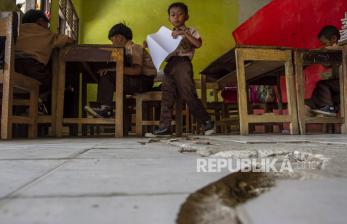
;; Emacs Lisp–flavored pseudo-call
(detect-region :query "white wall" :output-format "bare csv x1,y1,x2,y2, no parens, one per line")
238,0,272,24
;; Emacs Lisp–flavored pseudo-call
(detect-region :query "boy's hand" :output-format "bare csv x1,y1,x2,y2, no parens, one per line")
172,30,186,39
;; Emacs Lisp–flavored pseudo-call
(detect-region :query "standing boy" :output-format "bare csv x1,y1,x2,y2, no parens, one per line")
306,25,341,116
153,2,214,135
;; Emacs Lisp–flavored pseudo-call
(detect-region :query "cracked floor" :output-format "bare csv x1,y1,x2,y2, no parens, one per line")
0,135,347,224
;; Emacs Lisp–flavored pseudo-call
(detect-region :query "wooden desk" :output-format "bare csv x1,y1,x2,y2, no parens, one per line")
201,46,296,135
294,49,344,134
54,44,124,137
235,46,298,135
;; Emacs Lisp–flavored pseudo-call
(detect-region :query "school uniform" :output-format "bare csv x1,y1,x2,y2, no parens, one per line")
15,23,71,94
159,26,210,128
96,40,156,107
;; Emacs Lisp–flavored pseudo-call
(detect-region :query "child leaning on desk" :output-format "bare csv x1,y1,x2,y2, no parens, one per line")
15,10,74,114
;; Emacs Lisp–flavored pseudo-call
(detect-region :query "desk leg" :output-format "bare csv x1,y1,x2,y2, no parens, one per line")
285,54,299,135
113,50,124,137
294,51,306,134
235,49,249,135
55,51,66,137
201,74,207,108
342,45,347,134
50,50,59,137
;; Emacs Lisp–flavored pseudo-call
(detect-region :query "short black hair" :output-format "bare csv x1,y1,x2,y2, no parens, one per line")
108,23,133,40
318,25,340,40
22,10,49,24
168,2,188,15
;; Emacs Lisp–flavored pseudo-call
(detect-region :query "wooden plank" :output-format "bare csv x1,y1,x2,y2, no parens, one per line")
113,48,124,137
294,50,306,134
237,48,291,62
1,13,14,140
342,45,347,133
235,48,249,135
63,118,115,124
12,116,32,124
139,92,162,101
142,121,160,125
305,117,343,124
12,99,30,106
248,114,292,123
284,52,299,135
38,115,52,123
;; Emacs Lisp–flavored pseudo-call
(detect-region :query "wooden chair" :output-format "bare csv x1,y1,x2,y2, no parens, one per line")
0,12,40,139
134,91,188,137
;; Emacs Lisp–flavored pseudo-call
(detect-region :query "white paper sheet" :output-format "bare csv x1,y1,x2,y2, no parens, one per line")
146,26,183,71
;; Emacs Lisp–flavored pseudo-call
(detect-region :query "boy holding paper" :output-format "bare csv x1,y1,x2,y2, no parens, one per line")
153,2,214,135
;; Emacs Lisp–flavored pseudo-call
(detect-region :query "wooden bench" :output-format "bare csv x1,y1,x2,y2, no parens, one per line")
0,12,40,139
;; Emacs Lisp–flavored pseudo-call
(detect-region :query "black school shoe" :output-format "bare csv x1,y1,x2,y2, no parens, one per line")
311,105,337,117
203,120,215,135
84,105,114,118
153,127,172,136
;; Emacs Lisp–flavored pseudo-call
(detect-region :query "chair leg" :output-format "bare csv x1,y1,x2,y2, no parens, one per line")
1,80,13,140
28,87,39,138
136,96,143,137
175,97,183,137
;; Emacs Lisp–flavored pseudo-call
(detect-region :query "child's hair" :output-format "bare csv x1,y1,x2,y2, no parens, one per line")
318,25,340,40
22,10,49,24
168,2,188,15
108,23,133,40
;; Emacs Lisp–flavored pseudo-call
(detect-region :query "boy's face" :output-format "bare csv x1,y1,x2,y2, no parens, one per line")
169,7,188,28
110,34,128,47
319,36,338,47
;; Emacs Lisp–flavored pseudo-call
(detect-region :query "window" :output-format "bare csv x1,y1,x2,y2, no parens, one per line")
58,0,79,40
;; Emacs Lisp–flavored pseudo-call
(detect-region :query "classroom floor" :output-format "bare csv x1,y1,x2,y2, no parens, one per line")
0,135,346,223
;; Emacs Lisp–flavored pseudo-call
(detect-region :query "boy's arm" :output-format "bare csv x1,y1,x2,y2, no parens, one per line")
172,30,202,48
53,34,75,48
124,44,143,76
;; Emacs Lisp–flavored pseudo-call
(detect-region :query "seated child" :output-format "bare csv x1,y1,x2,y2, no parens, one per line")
84,23,156,120
306,25,341,117
15,10,74,112
152,2,214,136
